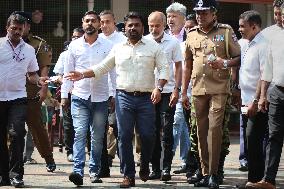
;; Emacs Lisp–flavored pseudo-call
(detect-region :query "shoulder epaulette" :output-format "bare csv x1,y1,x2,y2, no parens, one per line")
31,35,46,43
187,26,199,33
217,23,232,29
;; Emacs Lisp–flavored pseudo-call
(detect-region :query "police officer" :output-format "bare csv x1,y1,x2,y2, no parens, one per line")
14,11,56,172
182,0,240,188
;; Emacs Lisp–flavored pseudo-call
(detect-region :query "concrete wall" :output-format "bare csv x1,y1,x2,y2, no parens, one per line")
111,0,129,22
252,3,274,28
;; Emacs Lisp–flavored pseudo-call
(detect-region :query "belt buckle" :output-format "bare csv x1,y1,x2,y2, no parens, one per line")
133,91,140,96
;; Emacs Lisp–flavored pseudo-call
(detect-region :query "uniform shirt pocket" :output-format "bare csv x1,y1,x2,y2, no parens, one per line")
213,69,230,80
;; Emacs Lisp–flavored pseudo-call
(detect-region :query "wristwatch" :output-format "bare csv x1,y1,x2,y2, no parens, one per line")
157,85,163,92
174,86,181,92
223,60,229,69
253,98,258,105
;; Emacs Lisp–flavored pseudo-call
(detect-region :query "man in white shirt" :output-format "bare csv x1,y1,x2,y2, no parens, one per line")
53,28,84,163
238,10,269,188
251,5,284,189
145,11,182,181
0,13,47,187
65,12,169,188
61,11,115,186
166,2,187,42
261,0,283,39
98,10,127,176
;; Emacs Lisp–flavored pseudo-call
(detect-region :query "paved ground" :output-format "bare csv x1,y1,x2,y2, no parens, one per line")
4,135,284,189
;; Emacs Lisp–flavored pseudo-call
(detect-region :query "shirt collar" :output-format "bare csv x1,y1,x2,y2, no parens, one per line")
169,27,185,39
249,32,263,46
124,36,146,46
82,35,102,46
5,35,25,49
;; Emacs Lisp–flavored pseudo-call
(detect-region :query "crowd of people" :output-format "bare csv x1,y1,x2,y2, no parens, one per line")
0,0,284,189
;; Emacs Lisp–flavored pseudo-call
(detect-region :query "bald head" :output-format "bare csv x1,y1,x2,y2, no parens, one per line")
148,11,166,41
148,11,166,27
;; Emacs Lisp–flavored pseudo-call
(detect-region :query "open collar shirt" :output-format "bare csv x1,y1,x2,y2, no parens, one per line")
61,35,114,102
92,36,169,92
0,36,39,101
239,32,268,105
262,31,284,87
169,27,185,43
145,32,182,93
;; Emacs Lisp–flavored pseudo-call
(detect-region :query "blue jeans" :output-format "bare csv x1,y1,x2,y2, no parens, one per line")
173,101,190,165
71,95,108,176
115,90,156,178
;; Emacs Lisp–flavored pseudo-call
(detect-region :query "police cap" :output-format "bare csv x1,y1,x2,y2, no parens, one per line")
193,0,218,11
12,11,32,24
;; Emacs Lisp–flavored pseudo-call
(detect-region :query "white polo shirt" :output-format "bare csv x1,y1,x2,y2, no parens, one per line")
145,32,183,93
0,36,39,101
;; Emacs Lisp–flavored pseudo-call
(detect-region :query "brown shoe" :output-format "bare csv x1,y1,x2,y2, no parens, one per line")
120,177,135,188
245,180,276,189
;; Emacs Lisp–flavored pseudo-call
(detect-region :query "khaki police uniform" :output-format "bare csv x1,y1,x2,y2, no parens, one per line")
25,34,54,163
184,22,240,175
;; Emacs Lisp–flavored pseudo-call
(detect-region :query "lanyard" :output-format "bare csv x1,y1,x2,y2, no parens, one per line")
7,39,25,62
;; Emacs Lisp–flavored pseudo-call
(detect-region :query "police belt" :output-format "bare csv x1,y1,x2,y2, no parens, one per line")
117,89,151,96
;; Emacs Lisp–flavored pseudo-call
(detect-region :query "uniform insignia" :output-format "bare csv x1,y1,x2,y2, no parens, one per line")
43,44,49,52
197,0,203,8
231,33,238,42
213,35,224,42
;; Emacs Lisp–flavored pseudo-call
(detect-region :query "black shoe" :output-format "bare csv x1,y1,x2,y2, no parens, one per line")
67,153,74,162
194,175,209,187
90,175,103,183
187,169,203,184
0,175,11,186
10,178,24,188
69,172,83,186
185,168,196,178
173,165,187,174
148,171,161,180
160,170,171,181
239,163,248,172
208,174,219,189
46,162,56,172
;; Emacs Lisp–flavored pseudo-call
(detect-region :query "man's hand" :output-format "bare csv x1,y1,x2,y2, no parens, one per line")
65,71,84,81
247,103,258,117
38,76,50,86
258,97,268,113
61,98,70,110
207,57,224,69
151,88,161,104
38,87,48,102
169,89,179,107
181,93,190,110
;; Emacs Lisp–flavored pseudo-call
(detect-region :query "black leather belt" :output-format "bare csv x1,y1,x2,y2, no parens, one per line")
276,85,284,92
117,89,151,96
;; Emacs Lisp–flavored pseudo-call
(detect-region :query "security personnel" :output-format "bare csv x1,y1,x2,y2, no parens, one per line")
181,0,240,188
14,11,56,172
